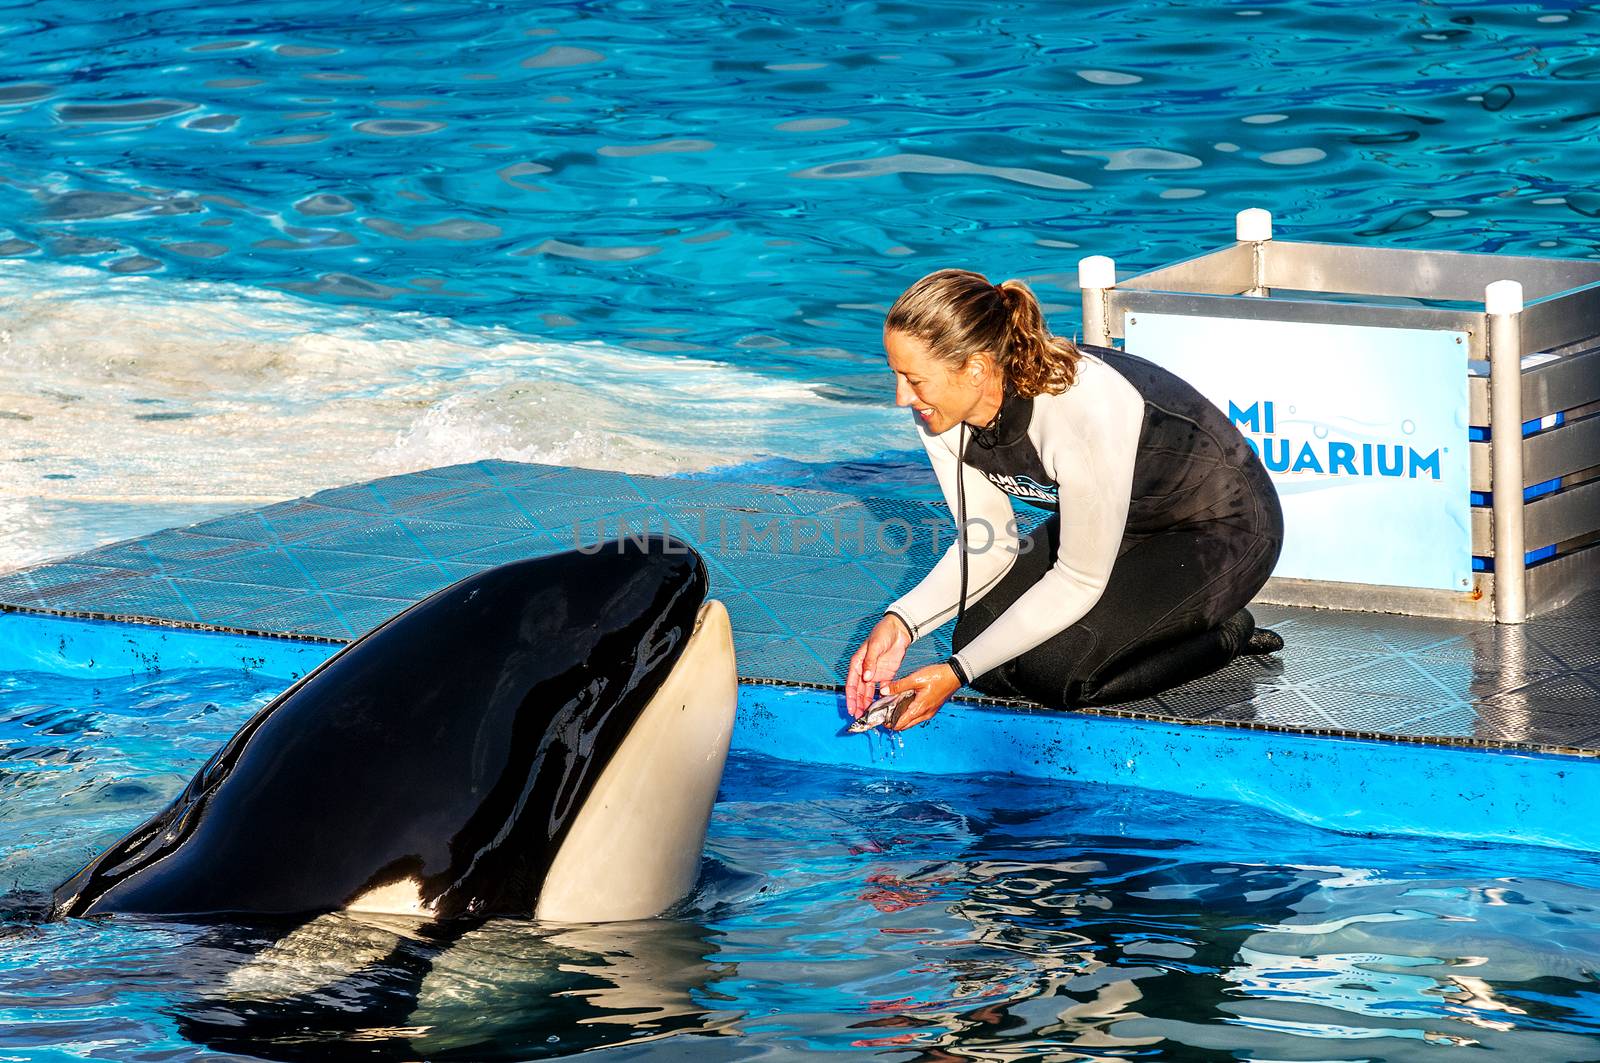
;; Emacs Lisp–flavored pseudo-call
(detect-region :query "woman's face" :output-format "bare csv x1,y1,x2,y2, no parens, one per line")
884,328,984,436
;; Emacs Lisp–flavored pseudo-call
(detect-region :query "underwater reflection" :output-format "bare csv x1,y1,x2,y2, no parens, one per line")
169,912,739,1060
829,850,1600,1061
1219,876,1600,1059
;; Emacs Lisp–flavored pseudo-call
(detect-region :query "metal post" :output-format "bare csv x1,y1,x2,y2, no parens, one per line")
1486,279,1527,624
1236,208,1272,296
1078,255,1115,347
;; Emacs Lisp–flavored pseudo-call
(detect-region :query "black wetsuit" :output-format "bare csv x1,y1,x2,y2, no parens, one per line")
887,345,1283,707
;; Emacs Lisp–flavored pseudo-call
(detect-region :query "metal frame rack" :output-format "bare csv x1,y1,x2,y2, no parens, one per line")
1078,210,1600,622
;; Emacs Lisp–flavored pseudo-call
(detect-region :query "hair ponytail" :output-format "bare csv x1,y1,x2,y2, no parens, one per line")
997,280,1079,396
885,269,1080,398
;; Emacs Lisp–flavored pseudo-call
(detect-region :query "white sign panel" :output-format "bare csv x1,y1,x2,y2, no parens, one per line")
1124,313,1471,591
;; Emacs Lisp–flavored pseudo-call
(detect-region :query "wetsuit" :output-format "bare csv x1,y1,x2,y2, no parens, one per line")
886,345,1283,707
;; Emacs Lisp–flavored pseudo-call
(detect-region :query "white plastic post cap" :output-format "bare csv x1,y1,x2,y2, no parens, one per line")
1235,208,1272,242
1485,279,1524,315
1077,255,1116,289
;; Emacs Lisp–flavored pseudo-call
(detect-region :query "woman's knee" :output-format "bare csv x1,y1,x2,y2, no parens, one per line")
989,623,1102,705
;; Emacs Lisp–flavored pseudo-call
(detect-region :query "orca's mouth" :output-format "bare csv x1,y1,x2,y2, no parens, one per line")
533,596,736,923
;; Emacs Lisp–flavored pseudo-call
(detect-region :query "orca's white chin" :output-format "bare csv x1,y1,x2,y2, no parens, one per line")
535,598,738,922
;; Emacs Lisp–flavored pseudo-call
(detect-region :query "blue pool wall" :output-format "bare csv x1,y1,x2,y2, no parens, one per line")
4,610,1595,854
1,609,337,681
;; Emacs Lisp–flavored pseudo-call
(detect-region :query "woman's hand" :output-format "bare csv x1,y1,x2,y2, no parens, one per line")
881,664,962,731
846,614,911,718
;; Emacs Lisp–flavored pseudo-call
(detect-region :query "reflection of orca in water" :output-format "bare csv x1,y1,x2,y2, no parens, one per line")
51,536,738,924
170,913,741,1061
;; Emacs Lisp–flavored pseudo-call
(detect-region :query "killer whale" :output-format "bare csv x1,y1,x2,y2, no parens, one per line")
51,535,737,923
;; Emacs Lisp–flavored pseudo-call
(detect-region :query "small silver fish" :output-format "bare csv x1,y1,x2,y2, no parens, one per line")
848,690,916,734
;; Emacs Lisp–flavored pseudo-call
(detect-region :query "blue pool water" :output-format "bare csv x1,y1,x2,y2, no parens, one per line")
3,0,1598,564
6,661,1600,1059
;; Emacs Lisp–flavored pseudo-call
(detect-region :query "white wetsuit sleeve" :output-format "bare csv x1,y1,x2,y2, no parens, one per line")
949,382,1143,682
885,416,1019,641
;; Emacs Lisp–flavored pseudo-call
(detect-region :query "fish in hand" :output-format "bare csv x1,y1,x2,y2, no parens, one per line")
847,689,916,734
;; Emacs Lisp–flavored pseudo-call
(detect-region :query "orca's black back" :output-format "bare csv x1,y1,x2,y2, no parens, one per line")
53,537,707,920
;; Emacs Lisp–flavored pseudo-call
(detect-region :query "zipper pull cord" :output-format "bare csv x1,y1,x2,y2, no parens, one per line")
957,422,969,627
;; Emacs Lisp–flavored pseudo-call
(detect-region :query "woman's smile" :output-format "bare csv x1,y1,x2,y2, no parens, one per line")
884,328,989,436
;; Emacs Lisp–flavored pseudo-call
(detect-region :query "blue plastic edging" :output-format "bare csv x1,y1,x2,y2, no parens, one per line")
0,611,337,681
735,685,1600,854
4,612,1596,854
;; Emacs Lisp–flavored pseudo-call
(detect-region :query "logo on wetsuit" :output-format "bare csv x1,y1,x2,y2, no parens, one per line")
982,472,1058,505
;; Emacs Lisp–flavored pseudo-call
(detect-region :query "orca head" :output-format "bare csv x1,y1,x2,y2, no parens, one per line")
53,535,737,923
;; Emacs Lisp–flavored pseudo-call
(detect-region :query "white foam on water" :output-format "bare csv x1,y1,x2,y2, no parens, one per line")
0,263,897,571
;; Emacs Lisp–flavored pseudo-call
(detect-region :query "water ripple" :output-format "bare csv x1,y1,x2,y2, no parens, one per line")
56,99,196,123
794,152,1090,192
774,117,849,132
0,84,53,105
1076,69,1143,85
362,217,502,241
1064,148,1203,171
598,138,716,157
521,45,605,69
1260,146,1330,165
352,118,444,136
520,238,660,261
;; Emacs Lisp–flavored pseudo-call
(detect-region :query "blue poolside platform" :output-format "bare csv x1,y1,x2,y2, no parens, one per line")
2,460,1599,849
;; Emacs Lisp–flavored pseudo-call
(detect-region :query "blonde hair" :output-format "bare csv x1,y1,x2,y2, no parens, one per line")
884,269,1080,397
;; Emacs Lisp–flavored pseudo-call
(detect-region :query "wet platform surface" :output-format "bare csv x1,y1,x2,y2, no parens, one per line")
2,460,1597,756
